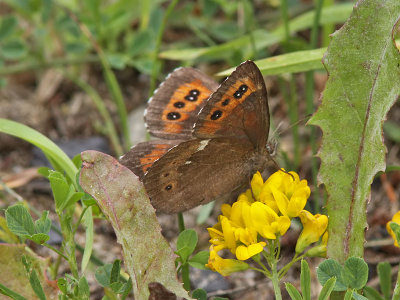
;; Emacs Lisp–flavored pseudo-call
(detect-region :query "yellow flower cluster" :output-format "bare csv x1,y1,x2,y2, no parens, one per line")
206,170,328,276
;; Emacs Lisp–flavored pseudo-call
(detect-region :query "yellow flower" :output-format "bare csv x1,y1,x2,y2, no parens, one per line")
268,171,310,218
295,210,328,253
207,215,236,253
250,171,264,200
386,211,400,247
250,202,291,239
305,231,328,257
234,227,266,260
206,247,249,276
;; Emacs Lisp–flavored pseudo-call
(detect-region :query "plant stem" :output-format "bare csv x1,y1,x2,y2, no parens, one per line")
181,263,191,291
271,261,282,300
43,243,68,260
149,0,180,96
177,213,185,233
280,0,290,42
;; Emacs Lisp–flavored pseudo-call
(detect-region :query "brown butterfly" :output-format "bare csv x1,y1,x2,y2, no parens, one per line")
120,61,275,214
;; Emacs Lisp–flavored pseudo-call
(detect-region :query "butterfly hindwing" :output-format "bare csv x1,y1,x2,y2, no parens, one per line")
143,137,256,213
145,68,218,140
194,61,269,150
119,140,181,179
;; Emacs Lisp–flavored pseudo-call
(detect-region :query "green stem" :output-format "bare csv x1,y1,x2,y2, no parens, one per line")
177,213,185,233
322,0,334,47
278,253,304,279
149,0,180,96
289,76,300,169
72,205,91,235
42,243,68,260
280,0,290,42
181,263,191,291
67,75,123,156
0,56,99,76
51,254,62,279
271,260,283,300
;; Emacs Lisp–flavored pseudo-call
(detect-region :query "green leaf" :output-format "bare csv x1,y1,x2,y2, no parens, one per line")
317,259,347,291
110,282,125,293
128,29,155,57
95,264,113,287
80,151,190,300
318,277,336,300
344,290,353,300
188,251,210,270
192,288,207,300
29,270,46,300
300,260,311,300
0,40,27,60
81,207,93,273
308,0,400,260
362,286,384,300
285,283,303,300
341,257,368,290
30,233,50,245
196,201,215,224
48,171,73,213
106,52,130,70
0,119,78,187
5,205,35,237
352,291,368,300
78,277,90,299
377,262,391,299
176,229,198,263
217,48,325,77
61,191,84,211
110,260,121,284
57,278,67,294
0,283,27,300
35,211,51,234
0,16,17,40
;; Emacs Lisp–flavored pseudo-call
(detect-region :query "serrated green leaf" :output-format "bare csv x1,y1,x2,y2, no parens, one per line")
317,259,347,291
308,0,400,261
30,233,50,245
377,262,391,299
5,205,35,237
29,270,46,300
176,229,198,263
188,251,210,270
362,286,384,300
318,277,336,300
285,283,303,300
35,211,51,234
301,260,311,300
192,288,207,300
80,151,190,300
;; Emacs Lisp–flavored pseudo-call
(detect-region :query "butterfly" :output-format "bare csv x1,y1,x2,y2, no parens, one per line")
120,60,275,214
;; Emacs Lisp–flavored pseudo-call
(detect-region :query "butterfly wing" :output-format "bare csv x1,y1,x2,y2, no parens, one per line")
119,140,181,179
143,137,255,214
145,68,218,140
193,61,269,150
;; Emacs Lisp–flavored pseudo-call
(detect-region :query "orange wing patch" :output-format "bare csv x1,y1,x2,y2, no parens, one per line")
139,143,174,174
205,78,257,122
161,80,212,134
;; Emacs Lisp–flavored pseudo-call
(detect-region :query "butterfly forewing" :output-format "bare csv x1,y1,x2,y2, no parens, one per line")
145,68,218,140
194,61,269,150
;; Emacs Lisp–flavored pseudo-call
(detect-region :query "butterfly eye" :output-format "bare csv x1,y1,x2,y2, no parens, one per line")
167,112,181,120
239,84,248,93
184,95,197,101
165,184,172,191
